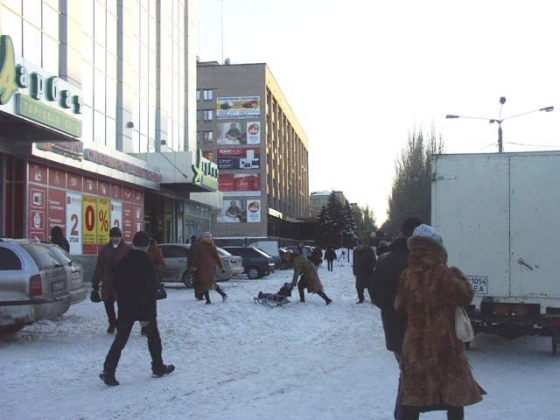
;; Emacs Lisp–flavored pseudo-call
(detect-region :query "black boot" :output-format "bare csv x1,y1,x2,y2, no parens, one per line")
215,286,228,302
317,291,332,305
152,364,175,378
99,371,120,386
204,291,211,304
298,286,305,302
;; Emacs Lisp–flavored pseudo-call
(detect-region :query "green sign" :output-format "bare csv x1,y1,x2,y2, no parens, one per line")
0,34,83,137
17,94,82,137
192,149,219,190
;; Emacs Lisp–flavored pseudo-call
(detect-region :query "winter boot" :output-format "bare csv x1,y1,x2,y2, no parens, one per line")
216,286,228,302
317,291,332,305
152,364,175,378
107,322,117,334
99,371,120,386
204,291,211,304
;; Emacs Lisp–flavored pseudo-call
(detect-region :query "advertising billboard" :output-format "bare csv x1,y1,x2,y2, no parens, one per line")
216,96,260,119
217,147,260,169
218,174,261,197
217,199,261,223
217,121,261,145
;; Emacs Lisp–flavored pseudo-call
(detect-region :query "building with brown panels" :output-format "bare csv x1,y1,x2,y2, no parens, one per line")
197,61,309,243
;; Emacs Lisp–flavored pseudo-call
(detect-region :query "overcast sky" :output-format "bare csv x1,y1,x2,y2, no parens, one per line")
196,0,560,224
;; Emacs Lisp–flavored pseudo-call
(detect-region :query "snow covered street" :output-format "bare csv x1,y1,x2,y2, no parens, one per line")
1,262,559,420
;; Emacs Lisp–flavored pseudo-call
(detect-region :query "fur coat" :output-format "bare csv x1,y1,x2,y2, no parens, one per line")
395,235,483,408
291,254,324,292
190,238,223,292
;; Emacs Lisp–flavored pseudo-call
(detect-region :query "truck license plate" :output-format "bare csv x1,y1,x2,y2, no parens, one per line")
467,276,488,294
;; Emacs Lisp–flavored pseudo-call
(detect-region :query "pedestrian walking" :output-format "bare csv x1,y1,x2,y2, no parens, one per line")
50,225,69,252
99,231,175,386
352,238,376,304
91,227,130,333
142,238,166,336
395,224,483,419
187,235,203,300
311,245,323,267
189,232,228,304
371,217,422,420
290,252,332,305
324,246,337,271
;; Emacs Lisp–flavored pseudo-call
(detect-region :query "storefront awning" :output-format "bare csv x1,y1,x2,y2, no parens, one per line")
0,110,80,143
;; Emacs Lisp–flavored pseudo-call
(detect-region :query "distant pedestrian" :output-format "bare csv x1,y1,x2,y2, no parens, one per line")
352,238,376,304
187,235,203,300
99,231,175,386
371,217,422,420
290,252,332,305
395,224,483,419
190,232,228,304
50,226,69,252
311,245,323,267
324,246,337,271
91,227,130,334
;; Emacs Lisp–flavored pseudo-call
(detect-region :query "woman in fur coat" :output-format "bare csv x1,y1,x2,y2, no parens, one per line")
190,232,228,304
395,224,483,420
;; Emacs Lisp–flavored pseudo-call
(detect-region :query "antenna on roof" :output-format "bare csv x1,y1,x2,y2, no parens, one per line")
221,0,224,64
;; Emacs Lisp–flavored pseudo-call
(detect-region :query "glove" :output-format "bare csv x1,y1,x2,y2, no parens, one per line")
90,289,101,303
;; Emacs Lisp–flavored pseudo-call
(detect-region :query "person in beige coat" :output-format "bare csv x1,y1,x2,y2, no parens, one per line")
190,232,227,304
395,224,483,419
290,252,332,305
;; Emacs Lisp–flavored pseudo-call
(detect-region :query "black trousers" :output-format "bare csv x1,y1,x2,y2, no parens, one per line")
103,300,117,325
401,405,464,420
327,260,334,271
103,318,163,374
297,279,330,303
356,286,373,302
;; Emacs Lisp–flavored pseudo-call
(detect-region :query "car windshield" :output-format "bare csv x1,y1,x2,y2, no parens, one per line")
251,247,271,258
216,247,232,257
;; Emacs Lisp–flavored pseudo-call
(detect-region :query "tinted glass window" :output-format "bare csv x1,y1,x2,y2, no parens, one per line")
216,247,231,257
0,248,22,270
20,244,60,269
43,245,72,265
159,245,188,258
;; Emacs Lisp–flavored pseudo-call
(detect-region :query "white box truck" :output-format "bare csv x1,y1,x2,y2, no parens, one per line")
431,151,560,354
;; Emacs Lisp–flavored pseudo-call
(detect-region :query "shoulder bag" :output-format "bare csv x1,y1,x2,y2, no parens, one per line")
455,306,474,342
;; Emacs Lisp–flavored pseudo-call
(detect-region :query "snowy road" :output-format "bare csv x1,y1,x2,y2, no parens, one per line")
1,263,559,419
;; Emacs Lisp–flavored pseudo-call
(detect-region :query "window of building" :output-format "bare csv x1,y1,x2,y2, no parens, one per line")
203,89,213,100
196,90,201,101
203,131,213,142
203,110,213,121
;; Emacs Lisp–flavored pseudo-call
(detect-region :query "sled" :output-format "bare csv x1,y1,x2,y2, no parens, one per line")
253,282,293,307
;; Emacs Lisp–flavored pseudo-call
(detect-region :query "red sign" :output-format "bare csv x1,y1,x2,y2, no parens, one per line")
122,202,134,243
123,186,133,202
218,173,261,196
48,168,66,188
28,185,48,240
111,184,122,200
98,181,110,197
67,173,83,192
83,177,98,194
47,189,66,231
29,163,48,185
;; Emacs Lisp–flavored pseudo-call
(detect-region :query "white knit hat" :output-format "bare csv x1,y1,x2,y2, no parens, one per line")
412,224,443,244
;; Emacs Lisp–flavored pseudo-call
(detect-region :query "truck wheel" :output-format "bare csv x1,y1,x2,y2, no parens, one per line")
246,267,261,279
182,271,195,288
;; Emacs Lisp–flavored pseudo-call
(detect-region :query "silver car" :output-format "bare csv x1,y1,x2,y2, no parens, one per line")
0,240,71,333
158,243,243,288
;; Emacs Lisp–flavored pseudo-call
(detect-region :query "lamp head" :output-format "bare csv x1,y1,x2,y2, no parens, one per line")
500,97,506,105
445,114,459,119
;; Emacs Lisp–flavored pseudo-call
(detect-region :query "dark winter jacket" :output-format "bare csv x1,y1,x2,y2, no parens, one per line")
113,249,158,321
92,240,131,301
371,237,408,352
324,247,337,262
51,235,70,252
190,238,223,292
352,245,376,289
395,235,483,408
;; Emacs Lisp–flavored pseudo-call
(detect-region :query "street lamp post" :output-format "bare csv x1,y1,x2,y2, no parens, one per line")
446,97,554,153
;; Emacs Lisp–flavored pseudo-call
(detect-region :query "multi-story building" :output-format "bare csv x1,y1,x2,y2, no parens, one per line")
197,61,309,243
0,1,219,256
309,190,348,218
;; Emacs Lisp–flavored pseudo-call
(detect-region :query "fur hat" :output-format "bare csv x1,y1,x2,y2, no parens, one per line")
132,231,151,248
412,224,443,244
202,231,213,239
356,238,365,246
109,227,122,237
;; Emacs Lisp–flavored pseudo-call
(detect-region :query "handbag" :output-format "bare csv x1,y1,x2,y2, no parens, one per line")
155,283,167,300
455,306,474,342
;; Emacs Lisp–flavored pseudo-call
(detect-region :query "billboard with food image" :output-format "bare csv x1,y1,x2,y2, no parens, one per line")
217,198,261,223
217,121,261,145
217,96,260,119
218,173,261,196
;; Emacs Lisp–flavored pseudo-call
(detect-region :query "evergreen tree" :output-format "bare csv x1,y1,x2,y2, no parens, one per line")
382,128,444,238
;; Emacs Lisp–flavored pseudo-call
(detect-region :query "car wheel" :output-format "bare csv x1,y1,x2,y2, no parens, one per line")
182,271,195,288
246,267,261,279
0,323,25,335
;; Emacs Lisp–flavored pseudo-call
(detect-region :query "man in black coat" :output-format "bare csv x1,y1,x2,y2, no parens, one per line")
352,238,377,303
371,217,422,420
99,231,174,386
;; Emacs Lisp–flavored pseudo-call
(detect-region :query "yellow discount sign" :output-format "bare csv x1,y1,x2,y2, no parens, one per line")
97,198,110,245
82,195,97,248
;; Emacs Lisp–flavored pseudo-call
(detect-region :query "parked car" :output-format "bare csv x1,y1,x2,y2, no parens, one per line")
0,239,71,333
221,246,276,279
38,243,87,306
157,243,243,288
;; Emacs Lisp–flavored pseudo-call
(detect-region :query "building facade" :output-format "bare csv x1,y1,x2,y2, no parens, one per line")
0,0,219,254
197,62,309,243
309,190,348,218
